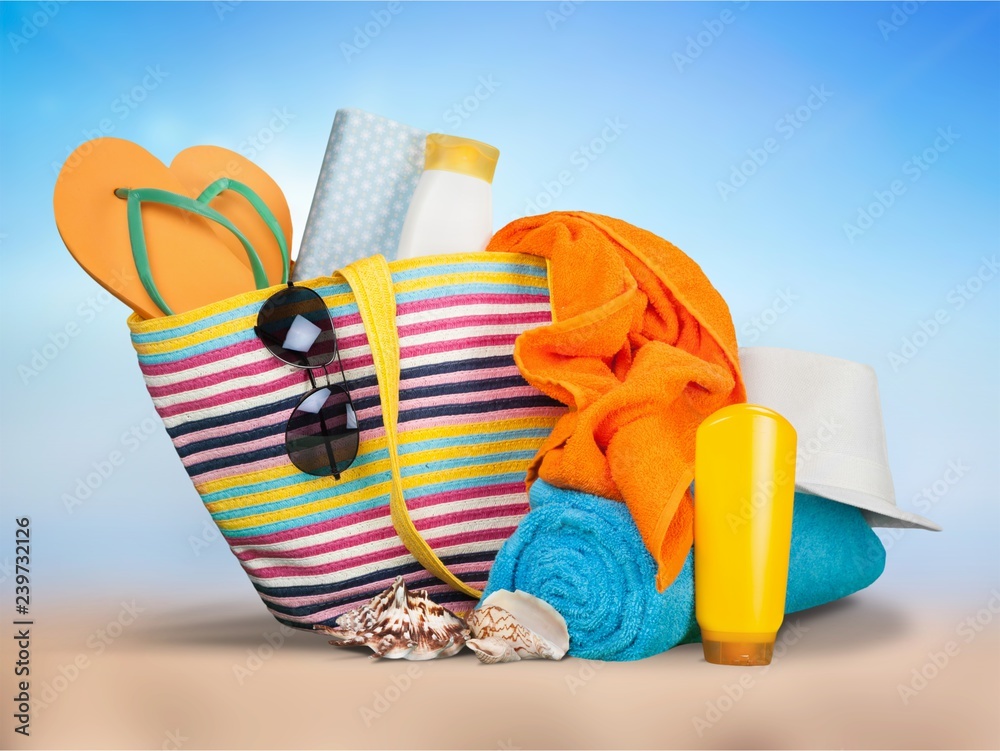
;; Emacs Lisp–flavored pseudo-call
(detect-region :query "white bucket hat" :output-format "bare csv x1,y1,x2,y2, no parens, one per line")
739,346,940,531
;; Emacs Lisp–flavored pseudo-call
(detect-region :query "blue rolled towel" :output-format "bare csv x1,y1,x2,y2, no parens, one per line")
480,480,886,661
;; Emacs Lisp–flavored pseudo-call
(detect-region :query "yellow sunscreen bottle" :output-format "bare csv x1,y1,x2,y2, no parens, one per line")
694,404,797,666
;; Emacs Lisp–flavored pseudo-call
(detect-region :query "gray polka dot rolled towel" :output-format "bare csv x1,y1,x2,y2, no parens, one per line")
294,109,427,280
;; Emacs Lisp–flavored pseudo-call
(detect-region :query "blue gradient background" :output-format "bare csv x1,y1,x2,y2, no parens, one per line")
0,2,997,610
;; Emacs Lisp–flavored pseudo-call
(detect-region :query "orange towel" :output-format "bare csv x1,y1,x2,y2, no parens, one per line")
486,212,745,590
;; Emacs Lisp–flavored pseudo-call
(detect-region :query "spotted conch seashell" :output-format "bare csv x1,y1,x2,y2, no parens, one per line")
313,576,469,660
466,590,570,664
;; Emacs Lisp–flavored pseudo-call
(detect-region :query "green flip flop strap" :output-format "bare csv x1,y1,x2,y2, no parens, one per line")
195,177,290,284
116,186,271,317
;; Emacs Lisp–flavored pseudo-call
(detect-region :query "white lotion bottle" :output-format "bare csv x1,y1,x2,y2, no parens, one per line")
396,134,499,260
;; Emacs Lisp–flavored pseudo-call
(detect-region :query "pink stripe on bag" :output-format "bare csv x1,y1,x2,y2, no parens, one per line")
396,293,550,317
152,375,297,418
146,355,282,398
397,310,553,338
411,503,527,532
332,311,363,328
139,338,262,377
401,334,520,360
156,371,303,414
402,483,527,511
422,525,520,549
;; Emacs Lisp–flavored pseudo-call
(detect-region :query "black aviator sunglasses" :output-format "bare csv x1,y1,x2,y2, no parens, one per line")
255,283,359,479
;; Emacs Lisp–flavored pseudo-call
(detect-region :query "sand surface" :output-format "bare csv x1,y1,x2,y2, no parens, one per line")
3,591,998,750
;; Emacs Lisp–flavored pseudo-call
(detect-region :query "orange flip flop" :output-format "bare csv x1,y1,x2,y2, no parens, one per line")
54,138,271,319
170,146,292,286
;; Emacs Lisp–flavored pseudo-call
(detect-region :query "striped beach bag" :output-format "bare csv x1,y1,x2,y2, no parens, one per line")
128,253,563,629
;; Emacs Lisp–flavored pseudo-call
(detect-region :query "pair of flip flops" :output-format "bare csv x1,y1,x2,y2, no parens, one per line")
54,138,293,319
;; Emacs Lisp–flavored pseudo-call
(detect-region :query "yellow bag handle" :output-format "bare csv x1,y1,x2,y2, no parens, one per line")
340,255,482,600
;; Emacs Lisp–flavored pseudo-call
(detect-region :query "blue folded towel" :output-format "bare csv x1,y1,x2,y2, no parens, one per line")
480,480,886,661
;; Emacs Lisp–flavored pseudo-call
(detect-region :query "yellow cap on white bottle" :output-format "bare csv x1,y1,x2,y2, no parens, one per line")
424,134,499,184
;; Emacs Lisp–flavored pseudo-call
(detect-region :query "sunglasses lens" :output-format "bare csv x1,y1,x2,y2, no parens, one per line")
257,287,335,368
285,386,359,477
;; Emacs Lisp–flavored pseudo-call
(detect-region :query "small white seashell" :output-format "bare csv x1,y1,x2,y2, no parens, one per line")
480,590,570,657
466,590,570,664
314,576,469,660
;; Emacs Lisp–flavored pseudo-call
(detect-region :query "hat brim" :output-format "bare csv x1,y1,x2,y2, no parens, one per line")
796,481,942,532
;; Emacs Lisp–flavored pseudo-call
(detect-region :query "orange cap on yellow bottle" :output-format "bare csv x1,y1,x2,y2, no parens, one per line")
694,403,797,667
